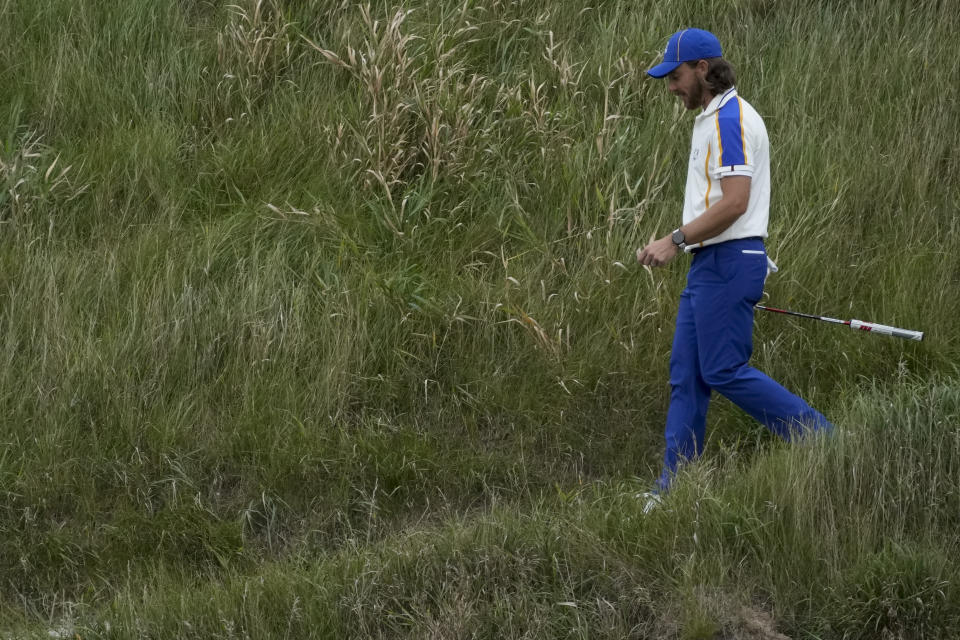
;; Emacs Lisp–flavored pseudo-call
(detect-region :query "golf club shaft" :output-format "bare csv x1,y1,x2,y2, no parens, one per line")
755,305,924,341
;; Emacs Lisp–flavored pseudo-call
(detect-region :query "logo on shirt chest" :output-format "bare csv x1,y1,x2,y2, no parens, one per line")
690,140,711,168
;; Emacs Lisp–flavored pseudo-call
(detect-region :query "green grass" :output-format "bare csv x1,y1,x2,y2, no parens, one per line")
1,0,958,637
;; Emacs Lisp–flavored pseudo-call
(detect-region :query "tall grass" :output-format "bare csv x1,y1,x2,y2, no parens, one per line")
11,381,957,639
0,0,958,637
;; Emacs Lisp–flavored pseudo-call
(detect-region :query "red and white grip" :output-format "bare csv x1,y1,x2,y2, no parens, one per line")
849,319,924,341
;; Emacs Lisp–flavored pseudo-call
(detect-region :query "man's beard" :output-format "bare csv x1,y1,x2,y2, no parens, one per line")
686,79,705,110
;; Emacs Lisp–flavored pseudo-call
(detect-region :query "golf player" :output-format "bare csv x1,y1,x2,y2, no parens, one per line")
637,28,833,497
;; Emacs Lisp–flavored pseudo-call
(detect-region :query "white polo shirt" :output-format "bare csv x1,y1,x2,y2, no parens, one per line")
682,87,770,249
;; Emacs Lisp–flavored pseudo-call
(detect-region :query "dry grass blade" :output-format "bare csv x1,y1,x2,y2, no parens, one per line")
301,34,351,69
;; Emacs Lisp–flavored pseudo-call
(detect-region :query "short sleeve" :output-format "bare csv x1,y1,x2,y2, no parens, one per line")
713,97,754,179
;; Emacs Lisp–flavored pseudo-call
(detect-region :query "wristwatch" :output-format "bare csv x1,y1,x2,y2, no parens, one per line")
671,228,687,251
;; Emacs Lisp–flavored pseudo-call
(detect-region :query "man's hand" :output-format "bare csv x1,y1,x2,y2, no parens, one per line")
636,235,680,267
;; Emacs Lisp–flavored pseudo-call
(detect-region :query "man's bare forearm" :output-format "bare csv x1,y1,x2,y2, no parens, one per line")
636,176,751,267
678,175,750,246
678,195,746,246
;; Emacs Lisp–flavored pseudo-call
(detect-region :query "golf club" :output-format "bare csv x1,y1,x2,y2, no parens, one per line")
755,304,924,341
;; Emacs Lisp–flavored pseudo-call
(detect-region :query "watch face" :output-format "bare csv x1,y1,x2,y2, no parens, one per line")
672,229,685,245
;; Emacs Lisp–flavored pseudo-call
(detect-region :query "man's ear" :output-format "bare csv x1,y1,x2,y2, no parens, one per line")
695,59,709,79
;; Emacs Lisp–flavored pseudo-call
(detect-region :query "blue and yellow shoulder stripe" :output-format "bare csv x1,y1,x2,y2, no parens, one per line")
714,91,747,171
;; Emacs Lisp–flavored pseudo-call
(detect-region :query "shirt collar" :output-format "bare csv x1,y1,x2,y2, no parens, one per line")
697,87,738,118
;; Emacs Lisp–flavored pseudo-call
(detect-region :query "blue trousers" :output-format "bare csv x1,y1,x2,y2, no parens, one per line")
656,237,833,492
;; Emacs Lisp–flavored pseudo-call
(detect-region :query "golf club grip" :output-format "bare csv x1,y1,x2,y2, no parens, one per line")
849,319,924,341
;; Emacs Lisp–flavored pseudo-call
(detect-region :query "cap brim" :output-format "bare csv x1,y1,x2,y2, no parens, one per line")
646,60,681,78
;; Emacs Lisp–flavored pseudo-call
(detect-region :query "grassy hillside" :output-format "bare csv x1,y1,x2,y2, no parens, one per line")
1,0,958,637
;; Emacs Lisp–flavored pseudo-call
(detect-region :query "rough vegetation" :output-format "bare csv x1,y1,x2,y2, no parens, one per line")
1,0,958,637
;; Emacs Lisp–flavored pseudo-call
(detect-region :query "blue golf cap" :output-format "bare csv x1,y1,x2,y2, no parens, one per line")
646,28,723,78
